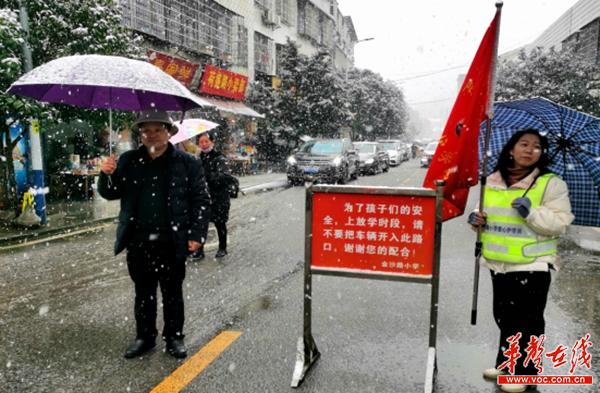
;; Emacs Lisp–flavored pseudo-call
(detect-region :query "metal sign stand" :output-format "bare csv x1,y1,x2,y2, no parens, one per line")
291,181,444,392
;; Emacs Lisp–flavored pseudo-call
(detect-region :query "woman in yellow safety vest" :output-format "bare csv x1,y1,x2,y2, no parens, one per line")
468,129,574,393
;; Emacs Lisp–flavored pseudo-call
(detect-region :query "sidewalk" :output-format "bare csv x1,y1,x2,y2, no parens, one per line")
567,225,600,252
0,171,287,248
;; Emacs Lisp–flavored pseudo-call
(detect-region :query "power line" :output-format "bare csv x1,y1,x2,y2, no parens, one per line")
392,64,468,83
407,97,454,106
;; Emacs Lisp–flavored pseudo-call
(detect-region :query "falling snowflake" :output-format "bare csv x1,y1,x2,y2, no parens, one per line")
39,305,50,316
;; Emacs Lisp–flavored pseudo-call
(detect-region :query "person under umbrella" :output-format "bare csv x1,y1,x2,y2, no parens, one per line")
468,129,574,393
484,97,600,227
98,110,211,359
190,132,232,260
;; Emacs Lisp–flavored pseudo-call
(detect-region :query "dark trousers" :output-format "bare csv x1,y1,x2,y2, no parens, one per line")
126,241,186,341
491,270,551,375
213,220,227,251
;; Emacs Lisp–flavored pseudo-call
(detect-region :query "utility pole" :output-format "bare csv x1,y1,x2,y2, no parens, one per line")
18,0,46,224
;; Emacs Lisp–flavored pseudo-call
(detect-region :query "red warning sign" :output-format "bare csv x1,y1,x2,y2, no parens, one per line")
311,192,436,277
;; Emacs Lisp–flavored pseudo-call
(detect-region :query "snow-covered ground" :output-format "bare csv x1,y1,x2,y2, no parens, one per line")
568,226,600,252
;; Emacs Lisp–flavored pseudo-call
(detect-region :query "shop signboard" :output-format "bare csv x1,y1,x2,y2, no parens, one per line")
147,50,199,87
199,65,248,100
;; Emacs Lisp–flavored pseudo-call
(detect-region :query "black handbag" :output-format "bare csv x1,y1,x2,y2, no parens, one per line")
224,173,240,198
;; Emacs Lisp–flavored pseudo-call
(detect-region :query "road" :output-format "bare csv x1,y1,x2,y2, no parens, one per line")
0,159,597,392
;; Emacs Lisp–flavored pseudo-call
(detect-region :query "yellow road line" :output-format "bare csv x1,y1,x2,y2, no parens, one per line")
150,331,242,393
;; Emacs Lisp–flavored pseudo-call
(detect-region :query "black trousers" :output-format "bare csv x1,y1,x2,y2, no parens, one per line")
126,241,186,341
491,270,551,375
213,220,227,251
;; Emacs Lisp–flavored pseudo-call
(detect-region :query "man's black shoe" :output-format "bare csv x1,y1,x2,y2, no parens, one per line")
189,249,205,261
215,249,227,258
124,338,156,359
166,338,187,359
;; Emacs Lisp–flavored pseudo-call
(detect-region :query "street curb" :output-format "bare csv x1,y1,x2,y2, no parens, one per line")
0,216,116,250
239,179,289,195
0,180,288,250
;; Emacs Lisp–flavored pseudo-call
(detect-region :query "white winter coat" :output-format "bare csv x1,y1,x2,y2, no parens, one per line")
475,168,575,273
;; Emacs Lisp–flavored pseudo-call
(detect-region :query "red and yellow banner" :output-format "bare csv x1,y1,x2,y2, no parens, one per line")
422,7,501,221
199,65,248,100
147,50,199,87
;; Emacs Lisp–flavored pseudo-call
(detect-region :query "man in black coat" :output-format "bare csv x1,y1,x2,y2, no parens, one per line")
98,110,211,359
192,132,231,259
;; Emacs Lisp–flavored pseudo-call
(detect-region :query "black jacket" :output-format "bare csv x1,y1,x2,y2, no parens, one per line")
98,144,211,261
200,149,231,223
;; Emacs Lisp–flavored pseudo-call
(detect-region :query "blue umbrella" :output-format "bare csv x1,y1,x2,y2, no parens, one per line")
479,97,600,227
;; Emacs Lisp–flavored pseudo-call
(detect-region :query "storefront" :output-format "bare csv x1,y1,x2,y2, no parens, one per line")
150,52,265,175
198,96,264,175
198,65,264,174
42,120,128,201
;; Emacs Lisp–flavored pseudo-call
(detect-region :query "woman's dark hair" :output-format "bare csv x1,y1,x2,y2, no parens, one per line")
198,131,216,142
494,128,551,183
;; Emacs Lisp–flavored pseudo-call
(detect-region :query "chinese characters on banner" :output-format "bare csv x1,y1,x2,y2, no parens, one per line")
199,64,248,100
147,50,199,87
499,333,593,375
311,192,436,277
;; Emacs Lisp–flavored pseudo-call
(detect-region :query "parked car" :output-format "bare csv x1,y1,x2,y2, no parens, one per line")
377,140,403,166
286,138,359,185
353,142,389,175
420,141,439,167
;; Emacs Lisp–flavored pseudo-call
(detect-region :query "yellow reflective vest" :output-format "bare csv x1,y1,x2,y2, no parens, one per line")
481,173,558,264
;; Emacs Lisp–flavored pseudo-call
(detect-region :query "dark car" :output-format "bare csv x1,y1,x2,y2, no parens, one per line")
376,142,391,170
353,142,389,175
286,139,359,185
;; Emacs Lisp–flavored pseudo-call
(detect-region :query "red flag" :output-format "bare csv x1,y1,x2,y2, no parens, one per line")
422,7,501,221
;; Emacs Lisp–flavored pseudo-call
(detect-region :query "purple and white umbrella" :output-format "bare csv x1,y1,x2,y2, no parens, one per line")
7,54,211,111
170,118,220,145
7,54,213,153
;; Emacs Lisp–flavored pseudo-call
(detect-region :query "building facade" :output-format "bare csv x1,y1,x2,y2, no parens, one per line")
118,0,358,83
501,0,600,63
116,1,357,173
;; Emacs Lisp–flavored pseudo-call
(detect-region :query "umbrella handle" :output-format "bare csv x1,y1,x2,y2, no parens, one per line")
471,240,482,325
109,108,113,156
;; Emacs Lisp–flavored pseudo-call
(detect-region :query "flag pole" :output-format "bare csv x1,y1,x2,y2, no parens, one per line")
471,0,503,326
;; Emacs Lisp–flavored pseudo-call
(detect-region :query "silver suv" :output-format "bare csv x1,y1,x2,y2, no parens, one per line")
354,142,390,175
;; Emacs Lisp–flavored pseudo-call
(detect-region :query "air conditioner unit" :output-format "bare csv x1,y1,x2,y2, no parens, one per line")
262,9,276,26
200,44,214,56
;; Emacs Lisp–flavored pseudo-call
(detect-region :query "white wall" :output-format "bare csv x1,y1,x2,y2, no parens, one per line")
216,0,351,80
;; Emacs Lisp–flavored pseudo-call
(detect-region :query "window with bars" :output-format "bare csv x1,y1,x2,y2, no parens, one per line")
234,21,248,67
275,0,292,25
254,32,273,75
297,0,334,47
165,0,184,46
255,0,272,10
321,17,334,48
120,0,166,40
119,0,242,61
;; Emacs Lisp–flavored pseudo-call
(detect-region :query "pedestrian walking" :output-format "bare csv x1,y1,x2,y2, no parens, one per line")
98,110,211,359
468,129,574,393
190,132,231,260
